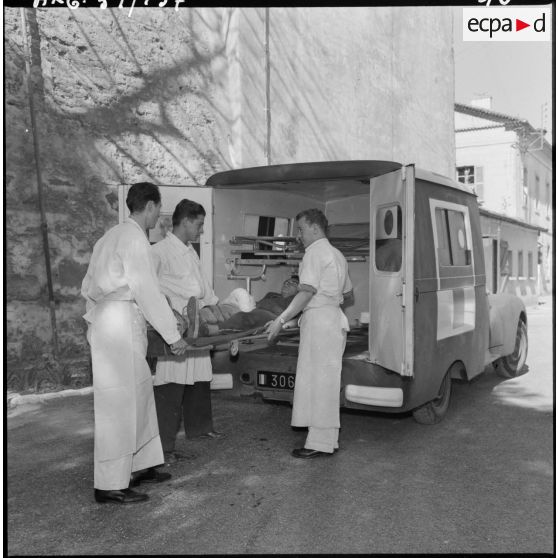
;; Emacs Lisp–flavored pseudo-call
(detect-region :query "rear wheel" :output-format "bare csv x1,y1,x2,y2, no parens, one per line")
412,370,452,425
494,320,528,378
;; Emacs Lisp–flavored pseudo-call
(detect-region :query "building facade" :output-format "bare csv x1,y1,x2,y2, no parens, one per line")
6,6,456,390
455,99,552,304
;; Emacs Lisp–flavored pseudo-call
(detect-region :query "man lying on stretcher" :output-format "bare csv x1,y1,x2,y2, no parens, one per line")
147,276,300,356
195,275,300,337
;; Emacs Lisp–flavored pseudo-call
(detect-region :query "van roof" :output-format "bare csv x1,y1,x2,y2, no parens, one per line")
206,160,475,200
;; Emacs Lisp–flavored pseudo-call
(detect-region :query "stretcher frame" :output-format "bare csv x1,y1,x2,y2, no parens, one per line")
146,324,302,358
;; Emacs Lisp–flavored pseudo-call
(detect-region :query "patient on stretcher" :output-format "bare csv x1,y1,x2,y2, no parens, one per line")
196,276,300,337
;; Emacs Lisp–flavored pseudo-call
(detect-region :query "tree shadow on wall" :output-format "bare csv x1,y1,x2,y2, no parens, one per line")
24,7,343,183
35,7,236,182
6,7,349,390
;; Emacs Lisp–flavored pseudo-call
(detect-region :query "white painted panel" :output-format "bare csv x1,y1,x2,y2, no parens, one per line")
436,286,476,341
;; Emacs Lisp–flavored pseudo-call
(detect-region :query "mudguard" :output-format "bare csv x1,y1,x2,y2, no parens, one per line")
487,293,527,357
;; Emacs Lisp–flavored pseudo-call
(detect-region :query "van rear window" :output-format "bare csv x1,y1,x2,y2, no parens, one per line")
375,205,402,272
434,208,471,267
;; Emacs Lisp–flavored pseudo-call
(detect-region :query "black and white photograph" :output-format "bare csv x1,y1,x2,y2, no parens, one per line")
5,1,554,555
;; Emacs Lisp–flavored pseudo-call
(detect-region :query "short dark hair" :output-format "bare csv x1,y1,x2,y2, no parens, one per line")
126,182,161,213
296,208,328,234
172,199,206,227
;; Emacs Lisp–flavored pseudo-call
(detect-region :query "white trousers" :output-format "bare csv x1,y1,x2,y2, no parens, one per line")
89,301,164,490
94,435,164,490
304,426,340,453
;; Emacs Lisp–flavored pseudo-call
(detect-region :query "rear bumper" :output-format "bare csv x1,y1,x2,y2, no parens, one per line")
344,384,404,407
215,343,410,411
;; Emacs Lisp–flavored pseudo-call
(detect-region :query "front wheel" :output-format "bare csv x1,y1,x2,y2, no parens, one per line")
412,370,452,425
494,320,528,378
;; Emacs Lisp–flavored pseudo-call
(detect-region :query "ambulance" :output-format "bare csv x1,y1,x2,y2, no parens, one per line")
122,160,528,424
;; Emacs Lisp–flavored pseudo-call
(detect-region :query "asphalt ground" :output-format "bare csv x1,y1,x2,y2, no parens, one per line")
6,297,555,555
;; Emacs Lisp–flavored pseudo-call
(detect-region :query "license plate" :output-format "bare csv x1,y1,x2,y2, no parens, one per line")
257,371,295,390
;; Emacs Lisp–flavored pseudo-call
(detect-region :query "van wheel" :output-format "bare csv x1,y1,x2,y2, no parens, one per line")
412,370,452,425
494,320,528,378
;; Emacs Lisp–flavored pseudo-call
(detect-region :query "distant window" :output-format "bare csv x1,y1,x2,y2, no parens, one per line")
434,207,471,267
528,252,534,278
535,174,541,213
500,249,513,277
456,165,484,200
517,251,524,278
546,181,551,218
500,240,511,277
522,168,528,208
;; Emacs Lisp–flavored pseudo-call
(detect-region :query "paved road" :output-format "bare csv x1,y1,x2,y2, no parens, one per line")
7,299,554,555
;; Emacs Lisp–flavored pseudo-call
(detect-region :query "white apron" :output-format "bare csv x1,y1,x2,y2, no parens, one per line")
88,300,162,466
154,348,212,385
291,305,348,428
151,234,216,385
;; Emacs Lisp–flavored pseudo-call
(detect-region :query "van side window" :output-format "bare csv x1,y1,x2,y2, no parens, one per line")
434,208,471,267
430,200,474,290
375,205,402,272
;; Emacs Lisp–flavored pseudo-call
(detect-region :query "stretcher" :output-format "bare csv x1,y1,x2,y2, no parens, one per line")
146,324,301,358
146,321,371,359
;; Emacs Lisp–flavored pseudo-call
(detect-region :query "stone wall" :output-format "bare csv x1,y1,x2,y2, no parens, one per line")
5,6,454,390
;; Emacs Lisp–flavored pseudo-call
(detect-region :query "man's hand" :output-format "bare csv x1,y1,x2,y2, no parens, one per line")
174,310,188,335
170,338,189,355
266,316,284,344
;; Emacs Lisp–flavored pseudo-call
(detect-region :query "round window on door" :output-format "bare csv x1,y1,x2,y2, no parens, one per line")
375,205,402,272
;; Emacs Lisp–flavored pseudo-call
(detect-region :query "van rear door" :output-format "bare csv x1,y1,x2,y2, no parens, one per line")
369,165,415,376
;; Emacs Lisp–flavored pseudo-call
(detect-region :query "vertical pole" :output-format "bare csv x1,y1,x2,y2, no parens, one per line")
264,7,271,165
20,8,59,357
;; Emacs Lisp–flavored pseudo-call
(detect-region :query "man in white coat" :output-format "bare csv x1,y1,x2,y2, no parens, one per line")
82,182,189,504
151,199,222,465
267,208,353,458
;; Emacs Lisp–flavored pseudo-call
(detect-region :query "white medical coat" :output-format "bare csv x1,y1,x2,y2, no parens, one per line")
81,219,181,472
291,238,352,428
151,232,218,385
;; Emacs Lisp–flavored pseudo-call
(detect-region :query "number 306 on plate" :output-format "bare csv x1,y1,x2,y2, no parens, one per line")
257,371,295,390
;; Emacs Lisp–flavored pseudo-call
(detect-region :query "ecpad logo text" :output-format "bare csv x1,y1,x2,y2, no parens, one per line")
463,7,551,42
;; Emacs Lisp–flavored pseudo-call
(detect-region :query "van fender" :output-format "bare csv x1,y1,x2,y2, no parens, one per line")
487,293,527,356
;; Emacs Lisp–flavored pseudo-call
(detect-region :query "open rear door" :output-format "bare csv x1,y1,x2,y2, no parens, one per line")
118,185,214,285
369,165,414,376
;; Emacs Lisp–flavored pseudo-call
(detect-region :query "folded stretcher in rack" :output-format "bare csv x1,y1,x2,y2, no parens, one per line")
230,227,370,265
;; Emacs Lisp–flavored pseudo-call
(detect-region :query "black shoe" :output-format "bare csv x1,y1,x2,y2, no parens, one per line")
94,488,149,504
292,447,334,459
198,430,224,439
130,467,172,487
164,451,187,465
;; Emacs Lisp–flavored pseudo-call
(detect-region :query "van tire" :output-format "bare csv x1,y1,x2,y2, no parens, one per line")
412,370,451,425
494,320,528,378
